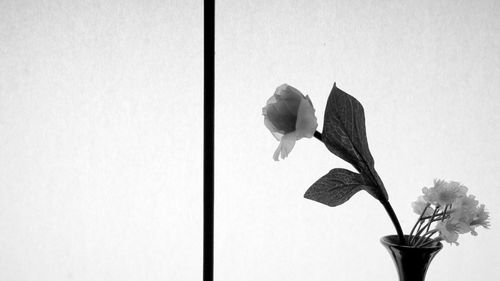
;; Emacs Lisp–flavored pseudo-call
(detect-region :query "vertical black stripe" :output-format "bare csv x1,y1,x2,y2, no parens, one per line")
203,0,215,281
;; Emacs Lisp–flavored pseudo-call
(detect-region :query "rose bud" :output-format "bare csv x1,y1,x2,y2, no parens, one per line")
262,84,318,161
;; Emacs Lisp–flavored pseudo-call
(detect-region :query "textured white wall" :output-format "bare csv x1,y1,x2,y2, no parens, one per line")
0,1,202,280
215,1,500,280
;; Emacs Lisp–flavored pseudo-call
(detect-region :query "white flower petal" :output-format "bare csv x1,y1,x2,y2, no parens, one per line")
273,142,282,161
295,96,318,139
273,133,297,161
421,179,469,206
412,196,433,216
265,94,278,105
456,222,472,234
436,220,460,245
275,84,304,99
264,117,283,141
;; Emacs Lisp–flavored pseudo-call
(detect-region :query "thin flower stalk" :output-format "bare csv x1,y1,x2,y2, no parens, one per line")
414,229,439,247
420,212,450,220
419,236,442,248
441,204,450,222
409,203,430,244
424,207,439,234
410,208,439,245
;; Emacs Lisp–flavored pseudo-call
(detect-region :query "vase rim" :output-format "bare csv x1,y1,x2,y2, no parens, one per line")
381,234,443,250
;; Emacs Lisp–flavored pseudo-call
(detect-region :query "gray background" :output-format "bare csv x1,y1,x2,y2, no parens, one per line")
216,0,500,280
1,1,202,280
1,0,500,281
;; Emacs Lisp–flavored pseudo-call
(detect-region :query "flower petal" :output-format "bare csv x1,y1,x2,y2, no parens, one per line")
456,222,472,234
264,116,283,141
273,133,297,161
265,94,278,105
295,96,318,139
275,84,304,99
263,85,303,135
436,221,460,245
412,196,433,216
272,142,282,161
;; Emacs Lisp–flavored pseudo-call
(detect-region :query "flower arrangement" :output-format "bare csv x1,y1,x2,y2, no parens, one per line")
409,180,490,246
262,83,490,247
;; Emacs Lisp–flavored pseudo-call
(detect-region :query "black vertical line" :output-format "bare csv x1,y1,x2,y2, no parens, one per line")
203,0,215,281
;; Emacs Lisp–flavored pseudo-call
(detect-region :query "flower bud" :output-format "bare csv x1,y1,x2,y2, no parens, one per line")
262,84,318,161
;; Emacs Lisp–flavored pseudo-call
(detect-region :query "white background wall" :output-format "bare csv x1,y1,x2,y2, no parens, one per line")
2,1,499,280
215,1,500,280
1,1,202,280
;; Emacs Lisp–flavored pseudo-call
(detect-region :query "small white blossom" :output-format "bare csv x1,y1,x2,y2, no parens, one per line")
435,218,470,245
422,179,468,206
411,196,434,216
414,179,491,247
435,220,459,245
451,195,479,221
437,194,490,240
470,204,490,235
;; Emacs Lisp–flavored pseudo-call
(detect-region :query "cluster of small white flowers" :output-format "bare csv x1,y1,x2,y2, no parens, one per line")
411,179,490,245
421,179,468,206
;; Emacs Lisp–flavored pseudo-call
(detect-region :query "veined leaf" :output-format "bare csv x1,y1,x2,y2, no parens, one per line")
304,168,375,207
322,83,387,201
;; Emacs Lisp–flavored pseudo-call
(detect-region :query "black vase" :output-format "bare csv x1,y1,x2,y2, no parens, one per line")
380,235,443,281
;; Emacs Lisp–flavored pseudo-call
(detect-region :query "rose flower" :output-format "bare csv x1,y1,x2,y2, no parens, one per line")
262,84,318,161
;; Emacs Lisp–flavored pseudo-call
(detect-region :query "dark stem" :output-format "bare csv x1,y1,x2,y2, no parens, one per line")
414,229,438,247
421,212,448,220
420,237,442,247
410,220,425,244
411,206,442,243
381,199,406,245
313,130,323,141
314,130,405,245
413,219,433,239
441,204,449,222
424,206,439,234
409,203,430,244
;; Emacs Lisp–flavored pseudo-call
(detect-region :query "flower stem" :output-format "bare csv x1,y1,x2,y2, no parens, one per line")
441,204,449,222
409,203,430,243
419,239,437,248
424,206,439,234
410,220,425,244
420,213,448,220
413,220,432,239
313,130,323,141
381,199,406,245
414,229,439,247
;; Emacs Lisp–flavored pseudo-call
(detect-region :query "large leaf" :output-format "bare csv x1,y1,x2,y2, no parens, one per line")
304,168,375,207
322,83,387,201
